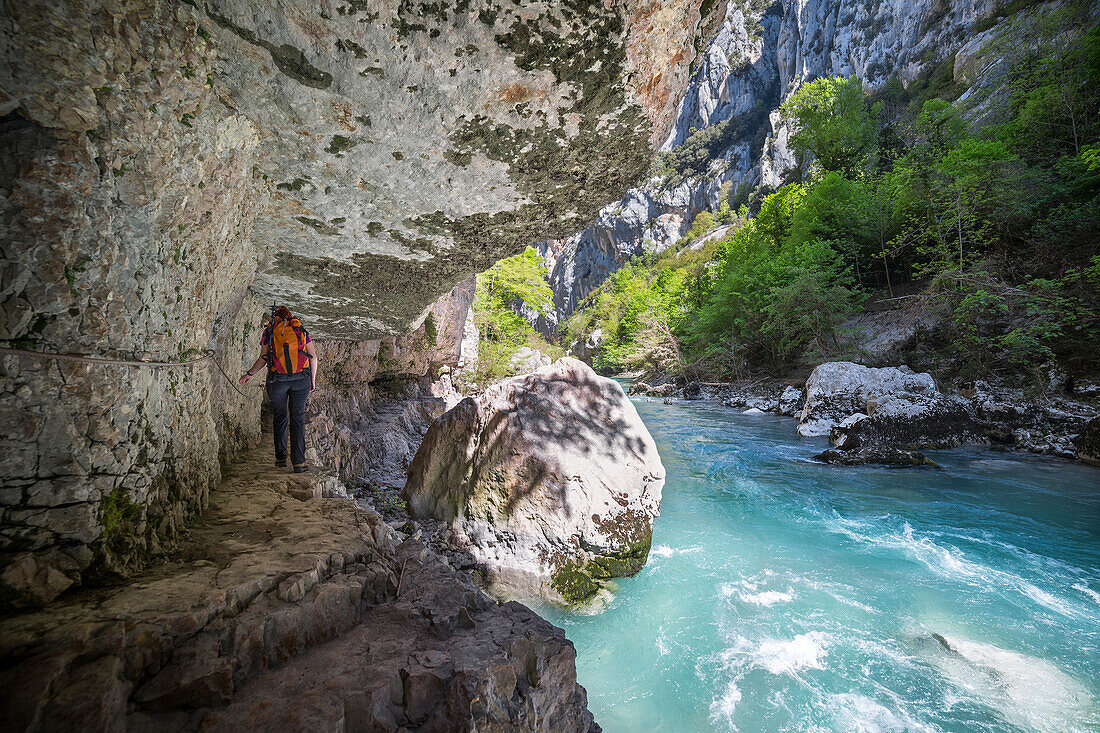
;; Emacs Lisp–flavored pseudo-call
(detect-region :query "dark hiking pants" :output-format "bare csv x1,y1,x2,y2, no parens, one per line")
267,370,310,466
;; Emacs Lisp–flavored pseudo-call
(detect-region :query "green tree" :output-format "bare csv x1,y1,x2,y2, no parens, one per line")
780,76,878,175
683,209,718,243
478,246,554,317
754,183,804,246
470,247,561,385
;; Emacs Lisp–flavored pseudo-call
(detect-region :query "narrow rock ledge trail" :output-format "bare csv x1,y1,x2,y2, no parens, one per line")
0,441,598,732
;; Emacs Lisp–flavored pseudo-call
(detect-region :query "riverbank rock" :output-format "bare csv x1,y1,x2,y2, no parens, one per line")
1075,417,1100,466
778,386,806,416
404,358,665,604
812,447,939,468
629,381,676,397
798,362,938,437
964,380,1096,459
714,381,786,411
828,395,985,451
799,362,987,451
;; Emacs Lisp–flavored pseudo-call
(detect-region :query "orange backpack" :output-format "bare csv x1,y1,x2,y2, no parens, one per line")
267,316,310,374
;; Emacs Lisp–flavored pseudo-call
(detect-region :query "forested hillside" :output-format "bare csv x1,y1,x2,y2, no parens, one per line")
558,6,1099,385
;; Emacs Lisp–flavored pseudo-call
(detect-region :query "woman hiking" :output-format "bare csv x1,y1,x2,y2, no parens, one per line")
239,305,318,473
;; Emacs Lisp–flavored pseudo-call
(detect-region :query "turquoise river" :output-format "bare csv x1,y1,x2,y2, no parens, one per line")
535,398,1100,732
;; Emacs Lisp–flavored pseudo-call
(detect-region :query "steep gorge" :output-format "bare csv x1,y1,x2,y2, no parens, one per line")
535,0,1020,333
0,0,719,603
0,1,721,727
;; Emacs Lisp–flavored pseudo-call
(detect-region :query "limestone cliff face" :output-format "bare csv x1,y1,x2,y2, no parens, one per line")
1,0,721,341
1,1,267,604
0,0,719,604
537,0,1000,333
308,277,475,491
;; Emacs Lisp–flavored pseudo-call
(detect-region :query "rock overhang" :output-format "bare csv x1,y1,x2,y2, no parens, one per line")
199,0,724,338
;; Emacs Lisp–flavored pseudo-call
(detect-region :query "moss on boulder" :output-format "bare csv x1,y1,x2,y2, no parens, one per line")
406,358,665,604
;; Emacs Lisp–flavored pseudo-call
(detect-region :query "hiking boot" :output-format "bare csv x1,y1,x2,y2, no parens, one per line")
293,464,310,473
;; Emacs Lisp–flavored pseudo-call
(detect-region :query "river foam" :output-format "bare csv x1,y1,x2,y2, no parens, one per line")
537,403,1100,732
823,512,1095,621
826,693,938,733
923,632,1100,733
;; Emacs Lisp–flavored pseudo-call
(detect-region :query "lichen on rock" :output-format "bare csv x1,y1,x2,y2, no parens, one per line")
194,0,719,339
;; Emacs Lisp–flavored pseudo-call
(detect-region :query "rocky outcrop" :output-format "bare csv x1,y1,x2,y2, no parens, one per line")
0,444,599,732
405,358,665,605
307,278,472,475
799,362,986,450
569,328,606,365
7,0,718,341
813,447,939,468
798,362,1100,457
798,362,937,437
629,381,677,397
508,346,553,376
963,380,1095,459
1076,417,1100,467
777,385,805,416
828,394,985,451
0,4,267,601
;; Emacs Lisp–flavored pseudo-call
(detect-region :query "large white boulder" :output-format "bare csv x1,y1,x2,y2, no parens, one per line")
798,362,937,437
799,362,986,450
404,358,664,604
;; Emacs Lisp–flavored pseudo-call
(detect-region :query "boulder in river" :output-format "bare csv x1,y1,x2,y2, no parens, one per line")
799,362,985,450
798,362,937,437
812,447,940,468
629,382,675,397
404,358,665,604
828,394,985,450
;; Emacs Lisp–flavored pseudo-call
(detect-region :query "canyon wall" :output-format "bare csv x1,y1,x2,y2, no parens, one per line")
537,0,1003,334
1,1,267,606
0,0,719,608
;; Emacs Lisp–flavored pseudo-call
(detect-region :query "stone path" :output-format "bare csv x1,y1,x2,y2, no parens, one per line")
0,444,597,732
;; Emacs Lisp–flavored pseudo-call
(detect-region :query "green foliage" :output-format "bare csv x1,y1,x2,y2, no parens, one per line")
99,489,142,559
466,247,562,387
780,76,878,175
563,233,726,374
479,246,554,317
891,118,1019,276
999,23,1100,163
689,200,865,373
946,268,1092,377
682,209,717,243
423,313,437,345
564,11,1100,383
